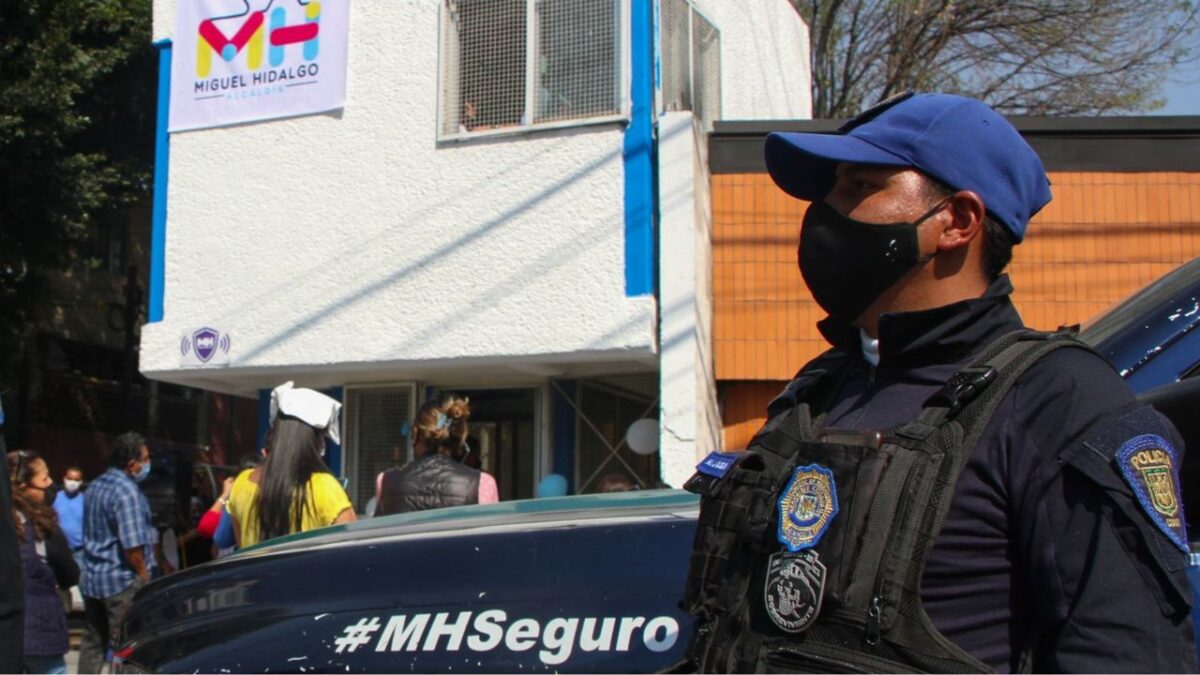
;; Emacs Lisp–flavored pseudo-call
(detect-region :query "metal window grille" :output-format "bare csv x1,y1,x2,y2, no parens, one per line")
344,385,416,512
535,0,622,124
440,0,623,139
574,374,660,494
659,0,721,130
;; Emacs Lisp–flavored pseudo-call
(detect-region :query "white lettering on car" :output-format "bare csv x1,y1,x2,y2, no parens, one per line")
422,611,470,651
615,616,646,651
505,618,540,652
643,616,679,653
341,611,680,665
579,617,615,652
374,614,428,652
466,609,506,651
540,618,579,666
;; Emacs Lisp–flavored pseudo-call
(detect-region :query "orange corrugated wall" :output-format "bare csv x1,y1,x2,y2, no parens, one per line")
715,171,1200,450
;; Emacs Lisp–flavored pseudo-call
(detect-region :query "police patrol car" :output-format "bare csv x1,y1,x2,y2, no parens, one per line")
114,490,699,673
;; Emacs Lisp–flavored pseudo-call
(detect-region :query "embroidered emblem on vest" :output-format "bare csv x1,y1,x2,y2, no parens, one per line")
1116,434,1189,553
764,550,826,633
777,463,839,552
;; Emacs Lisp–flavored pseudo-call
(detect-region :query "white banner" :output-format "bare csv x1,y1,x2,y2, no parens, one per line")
169,0,350,132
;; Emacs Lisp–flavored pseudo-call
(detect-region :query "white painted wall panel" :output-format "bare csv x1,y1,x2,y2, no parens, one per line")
658,112,720,487
142,0,656,390
692,0,812,119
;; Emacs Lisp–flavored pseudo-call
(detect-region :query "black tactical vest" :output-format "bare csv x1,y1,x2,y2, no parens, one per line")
377,454,481,516
680,330,1091,673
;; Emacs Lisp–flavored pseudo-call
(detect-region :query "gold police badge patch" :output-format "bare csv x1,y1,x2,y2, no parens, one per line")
776,464,839,553
1116,434,1188,553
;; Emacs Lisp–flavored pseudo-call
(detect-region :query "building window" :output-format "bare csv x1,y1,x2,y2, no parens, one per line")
574,374,660,493
439,0,626,139
343,384,417,512
659,0,720,129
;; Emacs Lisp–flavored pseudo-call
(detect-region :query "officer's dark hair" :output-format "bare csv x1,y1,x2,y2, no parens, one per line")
922,177,1015,282
110,431,147,469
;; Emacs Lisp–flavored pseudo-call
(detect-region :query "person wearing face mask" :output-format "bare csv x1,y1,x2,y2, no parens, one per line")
679,93,1194,673
51,467,85,572
79,431,159,674
9,450,79,675
227,382,355,548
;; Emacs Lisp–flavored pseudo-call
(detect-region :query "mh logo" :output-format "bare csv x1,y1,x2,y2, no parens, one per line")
181,327,232,364
196,0,321,78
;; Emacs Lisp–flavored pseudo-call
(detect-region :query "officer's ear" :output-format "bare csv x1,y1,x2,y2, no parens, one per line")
935,190,986,252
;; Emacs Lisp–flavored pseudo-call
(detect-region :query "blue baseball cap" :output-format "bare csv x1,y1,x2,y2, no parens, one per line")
764,92,1052,242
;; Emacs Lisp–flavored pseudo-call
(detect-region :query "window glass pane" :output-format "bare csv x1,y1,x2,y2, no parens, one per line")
659,0,691,114
447,0,527,133
534,0,620,123
691,9,721,128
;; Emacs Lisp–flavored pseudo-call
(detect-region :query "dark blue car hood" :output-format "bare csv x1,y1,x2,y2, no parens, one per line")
120,490,699,673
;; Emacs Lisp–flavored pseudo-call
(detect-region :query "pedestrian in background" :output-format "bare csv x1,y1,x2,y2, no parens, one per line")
375,393,499,515
52,466,85,572
0,394,24,673
593,473,636,493
10,450,78,674
227,382,354,547
79,432,158,674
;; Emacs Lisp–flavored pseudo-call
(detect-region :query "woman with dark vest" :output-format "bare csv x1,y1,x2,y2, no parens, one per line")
9,450,78,674
375,394,498,515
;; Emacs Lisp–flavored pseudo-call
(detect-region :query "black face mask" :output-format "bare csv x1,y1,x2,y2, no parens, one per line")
798,199,946,322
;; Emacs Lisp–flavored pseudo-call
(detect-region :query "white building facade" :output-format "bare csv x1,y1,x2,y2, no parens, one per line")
143,0,810,508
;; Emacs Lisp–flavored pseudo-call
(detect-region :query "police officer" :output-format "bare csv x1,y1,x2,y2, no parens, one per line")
680,93,1196,673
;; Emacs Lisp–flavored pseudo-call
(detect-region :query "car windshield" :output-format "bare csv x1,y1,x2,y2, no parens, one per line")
1080,257,1200,347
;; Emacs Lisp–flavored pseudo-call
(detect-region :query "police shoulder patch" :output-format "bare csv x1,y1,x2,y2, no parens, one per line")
1115,434,1189,553
776,464,839,552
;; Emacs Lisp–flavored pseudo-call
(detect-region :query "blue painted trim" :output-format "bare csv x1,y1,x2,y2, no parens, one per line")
149,40,172,323
257,389,271,450
623,0,657,297
551,380,577,494
324,387,343,478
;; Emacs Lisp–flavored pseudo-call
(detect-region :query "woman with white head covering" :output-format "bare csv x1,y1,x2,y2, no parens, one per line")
227,382,355,547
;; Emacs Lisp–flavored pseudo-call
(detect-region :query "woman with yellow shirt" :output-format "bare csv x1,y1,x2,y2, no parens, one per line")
228,382,356,547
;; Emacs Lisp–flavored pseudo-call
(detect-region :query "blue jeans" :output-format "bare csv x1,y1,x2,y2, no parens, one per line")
22,654,66,674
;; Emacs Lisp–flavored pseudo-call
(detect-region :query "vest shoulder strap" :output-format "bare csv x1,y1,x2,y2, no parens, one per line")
896,328,1096,449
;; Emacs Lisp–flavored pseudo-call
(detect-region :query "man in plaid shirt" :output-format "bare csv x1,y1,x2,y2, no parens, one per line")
79,431,158,674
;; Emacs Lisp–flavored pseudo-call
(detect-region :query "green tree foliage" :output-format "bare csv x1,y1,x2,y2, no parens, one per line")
792,0,1198,117
0,0,153,377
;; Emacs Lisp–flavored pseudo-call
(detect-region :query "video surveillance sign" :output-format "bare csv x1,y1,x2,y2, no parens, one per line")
181,327,232,366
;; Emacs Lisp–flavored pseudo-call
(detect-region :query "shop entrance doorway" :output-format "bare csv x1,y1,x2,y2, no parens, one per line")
432,387,541,502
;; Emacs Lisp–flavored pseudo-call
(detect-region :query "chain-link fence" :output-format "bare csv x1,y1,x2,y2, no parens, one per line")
660,0,721,130
441,0,623,138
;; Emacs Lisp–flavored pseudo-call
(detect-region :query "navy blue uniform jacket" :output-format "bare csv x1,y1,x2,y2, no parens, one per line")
800,275,1196,672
